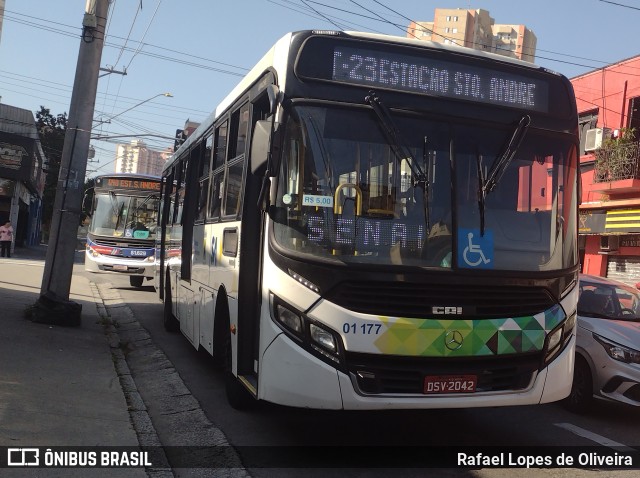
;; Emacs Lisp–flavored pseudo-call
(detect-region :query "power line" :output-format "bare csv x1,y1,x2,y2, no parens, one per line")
299,0,348,30
0,70,210,117
111,0,142,67
3,9,249,75
124,0,164,70
599,0,640,11
276,0,640,75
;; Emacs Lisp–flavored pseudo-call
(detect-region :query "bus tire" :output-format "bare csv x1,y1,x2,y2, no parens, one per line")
163,272,180,333
223,318,255,410
562,355,593,413
130,276,144,288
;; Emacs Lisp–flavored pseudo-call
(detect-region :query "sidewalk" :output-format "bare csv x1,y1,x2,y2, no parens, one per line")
0,246,147,476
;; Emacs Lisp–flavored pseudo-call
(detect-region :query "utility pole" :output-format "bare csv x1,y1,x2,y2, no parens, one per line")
32,0,109,326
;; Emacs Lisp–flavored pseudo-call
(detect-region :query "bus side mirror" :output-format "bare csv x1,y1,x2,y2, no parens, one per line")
250,119,278,176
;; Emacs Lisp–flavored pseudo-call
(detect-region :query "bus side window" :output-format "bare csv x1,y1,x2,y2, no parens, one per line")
229,103,249,160
209,175,223,219
197,134,213,222
208,120,228,220
224,103,249,218
168,166,178,225
224,160,244,217
173,159,186,225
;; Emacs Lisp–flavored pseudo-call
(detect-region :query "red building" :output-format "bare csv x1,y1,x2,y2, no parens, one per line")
572,55,640,284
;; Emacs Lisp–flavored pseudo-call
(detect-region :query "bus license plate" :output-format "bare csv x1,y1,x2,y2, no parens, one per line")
423,375,477,394
113,265,128,271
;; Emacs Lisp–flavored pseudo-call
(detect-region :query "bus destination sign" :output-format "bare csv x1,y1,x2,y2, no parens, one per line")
96,177,160,191
332,45,549,112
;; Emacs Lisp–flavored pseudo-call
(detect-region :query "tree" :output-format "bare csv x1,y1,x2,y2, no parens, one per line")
36,107,67,241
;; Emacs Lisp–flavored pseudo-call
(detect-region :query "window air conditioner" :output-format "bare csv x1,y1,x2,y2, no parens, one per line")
600,235,619,252
584,128,610,152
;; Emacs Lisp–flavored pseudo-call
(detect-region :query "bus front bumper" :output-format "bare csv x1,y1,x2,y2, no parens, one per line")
258,329,575,410
85,251,154,278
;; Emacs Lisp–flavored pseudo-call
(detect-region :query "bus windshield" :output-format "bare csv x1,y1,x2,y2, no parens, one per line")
89,192,159,240
273,104,577,271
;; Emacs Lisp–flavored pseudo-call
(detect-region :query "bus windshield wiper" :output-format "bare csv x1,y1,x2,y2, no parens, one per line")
365,90,431,229
484,115,531,195
108,191,120,216
476,115,531,236
114,202,125,231
365,90,428,188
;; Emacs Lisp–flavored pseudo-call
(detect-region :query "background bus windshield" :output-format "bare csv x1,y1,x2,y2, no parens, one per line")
89,193,159,240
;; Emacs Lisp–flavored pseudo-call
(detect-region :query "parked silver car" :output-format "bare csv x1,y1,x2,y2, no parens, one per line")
565,274,640,412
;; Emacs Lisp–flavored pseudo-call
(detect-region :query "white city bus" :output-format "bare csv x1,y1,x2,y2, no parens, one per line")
85,174,160,288
157,30,580,410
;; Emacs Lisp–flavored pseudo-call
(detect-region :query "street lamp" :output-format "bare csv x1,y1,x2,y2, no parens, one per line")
93,92,173,126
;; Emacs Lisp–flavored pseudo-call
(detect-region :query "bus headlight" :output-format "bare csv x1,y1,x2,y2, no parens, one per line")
271,294,345,368
275,303,304,337
310,323,337,353
543,312,576,365
546,328,562,354
309,322,341,364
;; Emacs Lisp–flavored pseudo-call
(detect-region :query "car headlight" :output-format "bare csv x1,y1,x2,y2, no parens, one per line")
593,333,640,364
271,295,344,368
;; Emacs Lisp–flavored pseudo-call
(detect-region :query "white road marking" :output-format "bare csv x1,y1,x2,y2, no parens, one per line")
555,423,636,451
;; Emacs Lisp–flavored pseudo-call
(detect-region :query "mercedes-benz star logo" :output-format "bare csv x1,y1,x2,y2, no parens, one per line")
444,330,464,351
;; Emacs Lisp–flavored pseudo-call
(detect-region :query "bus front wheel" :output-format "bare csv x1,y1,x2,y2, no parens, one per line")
130,276,144,288
563,355,593,413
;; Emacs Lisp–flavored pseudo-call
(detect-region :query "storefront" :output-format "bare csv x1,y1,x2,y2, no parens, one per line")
0,104,46,251
580,209,640,285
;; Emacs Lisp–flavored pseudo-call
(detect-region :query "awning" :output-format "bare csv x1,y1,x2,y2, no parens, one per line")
605,209,640,233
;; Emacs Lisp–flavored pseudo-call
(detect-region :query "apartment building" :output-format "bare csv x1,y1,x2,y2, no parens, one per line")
115,140,172,177
407,8,537,63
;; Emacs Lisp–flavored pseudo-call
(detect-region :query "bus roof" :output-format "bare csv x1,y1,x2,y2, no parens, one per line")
166,30,565,172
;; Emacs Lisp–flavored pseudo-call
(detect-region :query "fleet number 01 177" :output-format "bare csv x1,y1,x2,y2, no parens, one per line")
342,323,382,335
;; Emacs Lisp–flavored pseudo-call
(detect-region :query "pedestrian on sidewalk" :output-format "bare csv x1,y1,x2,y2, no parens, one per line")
0,221,13,258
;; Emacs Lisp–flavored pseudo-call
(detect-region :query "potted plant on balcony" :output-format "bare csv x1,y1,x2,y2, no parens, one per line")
595,127,638,182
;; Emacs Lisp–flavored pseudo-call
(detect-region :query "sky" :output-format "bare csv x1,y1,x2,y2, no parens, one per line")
1,0,639,177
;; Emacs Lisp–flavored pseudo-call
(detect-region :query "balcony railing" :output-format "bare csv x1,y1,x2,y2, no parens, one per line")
594,141,640,183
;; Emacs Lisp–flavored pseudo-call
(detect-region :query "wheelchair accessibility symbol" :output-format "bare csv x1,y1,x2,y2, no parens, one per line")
458,229,494,269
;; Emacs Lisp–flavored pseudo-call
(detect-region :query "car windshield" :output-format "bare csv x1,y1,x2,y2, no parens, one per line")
272,104,577,271
579,280,640,320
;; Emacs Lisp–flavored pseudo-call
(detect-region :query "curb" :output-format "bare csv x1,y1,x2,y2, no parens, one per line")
90,281,174,478
91,282,250,477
